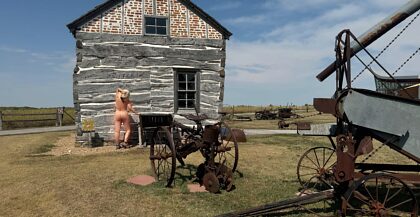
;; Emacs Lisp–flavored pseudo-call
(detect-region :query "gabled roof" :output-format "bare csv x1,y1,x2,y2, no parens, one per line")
67,0,232,39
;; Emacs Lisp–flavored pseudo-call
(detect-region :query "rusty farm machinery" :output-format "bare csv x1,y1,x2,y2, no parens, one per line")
254,107,300,120
141,112,246,193
221,0,420,216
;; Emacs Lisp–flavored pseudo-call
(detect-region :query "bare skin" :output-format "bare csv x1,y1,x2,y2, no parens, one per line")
114,88,138,146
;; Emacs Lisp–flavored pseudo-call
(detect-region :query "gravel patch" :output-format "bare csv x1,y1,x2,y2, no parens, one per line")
48,133,132,156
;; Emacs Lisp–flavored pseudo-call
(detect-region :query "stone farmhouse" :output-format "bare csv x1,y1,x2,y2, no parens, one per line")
67,0,232,142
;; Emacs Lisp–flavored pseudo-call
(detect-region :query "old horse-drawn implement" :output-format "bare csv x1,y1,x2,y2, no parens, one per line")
140,112,245,193
221,0,420,216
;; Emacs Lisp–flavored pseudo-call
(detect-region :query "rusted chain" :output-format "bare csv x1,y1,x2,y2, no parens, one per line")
392,47,420,76
351,11,420,83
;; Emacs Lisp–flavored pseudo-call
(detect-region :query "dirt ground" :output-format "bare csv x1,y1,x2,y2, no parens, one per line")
47,133,136,156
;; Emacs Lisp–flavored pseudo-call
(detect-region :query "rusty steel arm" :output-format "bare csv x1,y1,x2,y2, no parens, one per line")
317,0,420,82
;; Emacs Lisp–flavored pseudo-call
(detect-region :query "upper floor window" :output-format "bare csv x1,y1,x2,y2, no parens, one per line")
145,17,168,36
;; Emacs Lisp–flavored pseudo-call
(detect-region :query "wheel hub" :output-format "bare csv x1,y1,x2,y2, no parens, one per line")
203,172,220,193
371,201,386,216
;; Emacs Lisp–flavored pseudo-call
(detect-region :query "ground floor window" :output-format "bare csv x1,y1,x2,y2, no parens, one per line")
176,71,199,111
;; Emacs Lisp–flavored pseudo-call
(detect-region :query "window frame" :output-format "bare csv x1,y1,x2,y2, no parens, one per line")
144,16,169,36
175,70,200,113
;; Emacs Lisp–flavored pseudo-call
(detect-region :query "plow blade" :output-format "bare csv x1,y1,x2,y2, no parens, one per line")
218,190,334,217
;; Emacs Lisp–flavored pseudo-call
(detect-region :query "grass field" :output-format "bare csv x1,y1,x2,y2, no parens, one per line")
0,131,417,217
225,106,336,130
0,107,75,130
0,105,324,131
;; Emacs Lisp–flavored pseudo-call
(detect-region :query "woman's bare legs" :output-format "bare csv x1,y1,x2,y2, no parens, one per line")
123,116,131,144
114,118,122,146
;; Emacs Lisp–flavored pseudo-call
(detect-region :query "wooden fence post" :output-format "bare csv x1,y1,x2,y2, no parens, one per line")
56,109,59,127
60,107,64,126
232,105,235,117
56,107,64,127
0,111,3,131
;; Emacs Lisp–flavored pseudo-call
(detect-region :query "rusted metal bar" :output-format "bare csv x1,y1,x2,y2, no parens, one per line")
313,98,337,115
317,0,420,82
218,190,334,217
355,163,420,172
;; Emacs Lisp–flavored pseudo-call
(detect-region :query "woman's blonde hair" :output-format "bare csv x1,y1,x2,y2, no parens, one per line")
120,89,130,99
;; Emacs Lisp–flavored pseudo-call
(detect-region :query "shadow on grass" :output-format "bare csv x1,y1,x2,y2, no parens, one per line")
174,164,198,185
262,205,338,217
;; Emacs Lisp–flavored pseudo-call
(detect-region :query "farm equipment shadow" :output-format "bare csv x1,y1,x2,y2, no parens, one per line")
174,163,244,185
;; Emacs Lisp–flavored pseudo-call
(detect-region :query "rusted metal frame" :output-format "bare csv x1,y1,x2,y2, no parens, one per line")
342,42,379,83
334,30,352,90
347,31,415,99
313,98,337,115
355,163,420,172
217,190,335,217
328,136,336,150
317,0,420,82
334,29,414,99
335,133,357,183
367,128,420,164
354,171,420,184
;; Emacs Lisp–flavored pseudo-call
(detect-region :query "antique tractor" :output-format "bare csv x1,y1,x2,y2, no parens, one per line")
142,113,246,193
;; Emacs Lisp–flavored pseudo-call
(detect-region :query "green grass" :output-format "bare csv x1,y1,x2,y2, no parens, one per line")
1,131,416,216
33,144,56,154
0,105,315,131
0,107,75,130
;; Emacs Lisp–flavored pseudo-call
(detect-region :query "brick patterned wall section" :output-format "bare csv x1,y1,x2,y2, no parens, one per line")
208,25,222,39
103,3,123,34
189,11,206,39
144,0,154,15
78,0,223,39
170,0,188,38
156,0,169,16
124,0,143,35
80,16,101,33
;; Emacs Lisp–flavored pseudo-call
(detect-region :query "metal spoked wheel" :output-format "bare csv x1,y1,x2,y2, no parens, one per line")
297,146,336,192
214,121,239,173
341,173,418,217
150,126,176,187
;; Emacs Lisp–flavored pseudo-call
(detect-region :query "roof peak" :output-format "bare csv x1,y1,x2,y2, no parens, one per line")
67,0,232,39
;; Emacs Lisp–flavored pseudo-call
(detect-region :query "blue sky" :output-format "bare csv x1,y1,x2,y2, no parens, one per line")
0,0,419,107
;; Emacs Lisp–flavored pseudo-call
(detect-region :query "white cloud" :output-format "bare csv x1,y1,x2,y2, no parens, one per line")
225,14,268,25
368,0,409,10
0,46,75,106
209,1,242,11
0,46,28,53
224,0,420,104
262,0,332,11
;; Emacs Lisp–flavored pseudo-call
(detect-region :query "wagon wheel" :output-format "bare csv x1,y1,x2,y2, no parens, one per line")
297,146,336,192
214,122,239,173
341,173,418,217
150,126,176,187
255,113,263,120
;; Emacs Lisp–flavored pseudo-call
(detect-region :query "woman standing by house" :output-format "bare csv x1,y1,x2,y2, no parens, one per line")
114,88,138,149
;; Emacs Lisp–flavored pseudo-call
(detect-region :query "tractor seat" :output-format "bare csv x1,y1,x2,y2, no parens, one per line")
181,114,208,122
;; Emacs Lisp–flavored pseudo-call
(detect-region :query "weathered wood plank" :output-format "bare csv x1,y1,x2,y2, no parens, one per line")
201,82,221,92
76,32,224,48
80,44,224,61
97,56,222,71
78,93,151,104
75,83,151,94
74,69,150,82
